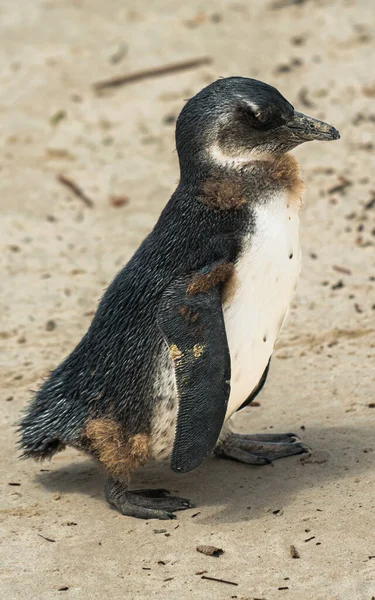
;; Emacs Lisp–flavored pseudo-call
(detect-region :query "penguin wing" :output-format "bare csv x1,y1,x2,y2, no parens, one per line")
157,268,231,474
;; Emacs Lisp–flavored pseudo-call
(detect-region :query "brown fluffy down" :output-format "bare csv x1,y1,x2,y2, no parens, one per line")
199,154,305,211
188,262,234,295
85,419,150,480
267,153,305,209
199,179,248,210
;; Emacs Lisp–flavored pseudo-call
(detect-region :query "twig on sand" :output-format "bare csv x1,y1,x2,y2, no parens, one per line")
271,0,308,9
327,176,352,195
332,265,352,276
37,533,56,543
201,575,238,586
93,57,212,91
57,174,94,208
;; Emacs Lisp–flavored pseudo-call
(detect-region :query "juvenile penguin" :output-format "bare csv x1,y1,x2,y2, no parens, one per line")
19,77,340,520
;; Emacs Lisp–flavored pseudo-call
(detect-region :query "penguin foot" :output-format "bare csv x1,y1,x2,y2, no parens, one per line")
105,477,195,519
215,432,310,465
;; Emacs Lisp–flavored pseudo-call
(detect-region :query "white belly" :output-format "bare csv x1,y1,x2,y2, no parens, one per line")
224,194,301,419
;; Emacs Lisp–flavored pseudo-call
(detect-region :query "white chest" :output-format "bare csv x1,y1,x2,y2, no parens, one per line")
223,195,301,419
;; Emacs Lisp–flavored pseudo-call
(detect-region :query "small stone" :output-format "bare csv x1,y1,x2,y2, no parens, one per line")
290,35,306,46
196,545,224,557
289,544,300,559
163,114,176,125
50,110,66,127
211,13,222,23
45,320,56,331
110,196,129,208
275,64,292,74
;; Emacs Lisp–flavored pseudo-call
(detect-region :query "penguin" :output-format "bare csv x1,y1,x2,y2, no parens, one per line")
19,77,340,520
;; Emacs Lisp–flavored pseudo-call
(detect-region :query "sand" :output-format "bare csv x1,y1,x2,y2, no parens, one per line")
1,1,374,598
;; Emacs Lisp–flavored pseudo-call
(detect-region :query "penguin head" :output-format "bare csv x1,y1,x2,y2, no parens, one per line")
176,77,340,172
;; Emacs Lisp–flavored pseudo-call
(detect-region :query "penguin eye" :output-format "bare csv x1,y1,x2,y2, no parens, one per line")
254,110,271,125
237,102,281,131
237,103,265,129
255,109,287,131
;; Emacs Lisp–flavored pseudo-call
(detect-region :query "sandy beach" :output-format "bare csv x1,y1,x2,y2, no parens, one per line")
1,1,374,598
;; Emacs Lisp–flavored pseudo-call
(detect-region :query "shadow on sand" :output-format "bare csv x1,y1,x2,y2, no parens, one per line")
36,423,374,524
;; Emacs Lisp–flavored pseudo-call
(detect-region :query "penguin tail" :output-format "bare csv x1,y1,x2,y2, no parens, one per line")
18,376,74,461
18,428,66,461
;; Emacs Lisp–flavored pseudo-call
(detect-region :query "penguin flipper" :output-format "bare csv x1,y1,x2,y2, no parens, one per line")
236,358,271,411
157,272,231,474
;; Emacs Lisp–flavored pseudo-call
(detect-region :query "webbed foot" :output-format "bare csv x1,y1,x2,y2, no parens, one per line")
215,432,310,465
105,478,195,519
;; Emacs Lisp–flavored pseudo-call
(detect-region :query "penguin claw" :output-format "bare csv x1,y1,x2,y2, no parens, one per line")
166,512,177,520
181,500,196,508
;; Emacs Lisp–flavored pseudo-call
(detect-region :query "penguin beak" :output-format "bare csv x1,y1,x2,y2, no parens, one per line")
288,111,340,141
